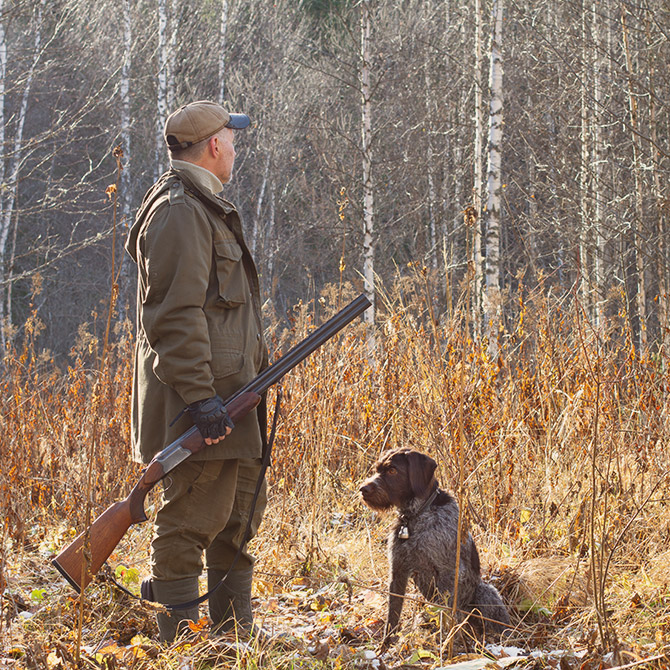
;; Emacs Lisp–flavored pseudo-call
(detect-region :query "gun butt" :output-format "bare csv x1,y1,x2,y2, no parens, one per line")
52,499,144,593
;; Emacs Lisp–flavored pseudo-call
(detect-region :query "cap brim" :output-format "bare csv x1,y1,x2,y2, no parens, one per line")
226,113,250,130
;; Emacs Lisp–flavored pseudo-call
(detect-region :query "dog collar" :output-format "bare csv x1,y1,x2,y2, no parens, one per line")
397,487,440,540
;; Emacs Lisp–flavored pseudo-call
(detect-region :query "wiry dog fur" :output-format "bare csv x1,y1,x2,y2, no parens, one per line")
360,448,510,644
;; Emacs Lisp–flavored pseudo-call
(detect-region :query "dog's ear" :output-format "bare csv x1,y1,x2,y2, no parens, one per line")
406,451,437,498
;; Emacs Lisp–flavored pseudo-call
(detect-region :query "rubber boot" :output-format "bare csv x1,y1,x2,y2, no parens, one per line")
151,577,200,644
208,567,254,635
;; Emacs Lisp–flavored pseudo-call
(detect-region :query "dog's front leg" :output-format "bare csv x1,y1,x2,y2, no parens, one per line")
382,562,410,650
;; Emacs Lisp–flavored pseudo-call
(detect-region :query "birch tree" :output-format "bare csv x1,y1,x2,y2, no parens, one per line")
645,10,669,352
472,0,484,337
116,0,134,324
591,0,607,329
156,0,170,178
484,0,504,355
578,0,593,322
167,0,178,111
218,0,229,103
424,60,438,273
0,0,45,347
360,0,375,332
621,7,647,349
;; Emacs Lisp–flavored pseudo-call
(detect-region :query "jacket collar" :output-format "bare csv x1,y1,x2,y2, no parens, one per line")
170,159,223,196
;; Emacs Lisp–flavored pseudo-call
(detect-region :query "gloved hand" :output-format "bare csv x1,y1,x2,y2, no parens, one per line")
188,395,234,443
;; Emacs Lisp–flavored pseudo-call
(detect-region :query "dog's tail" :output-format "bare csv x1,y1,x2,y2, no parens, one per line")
470,581,511,636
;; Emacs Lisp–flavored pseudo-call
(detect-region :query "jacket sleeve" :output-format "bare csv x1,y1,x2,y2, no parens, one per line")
139,201,216,405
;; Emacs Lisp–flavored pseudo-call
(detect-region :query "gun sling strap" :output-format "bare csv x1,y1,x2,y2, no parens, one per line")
109,387,282,611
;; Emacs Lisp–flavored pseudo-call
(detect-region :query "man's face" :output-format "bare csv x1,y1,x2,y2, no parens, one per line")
215,128,236,184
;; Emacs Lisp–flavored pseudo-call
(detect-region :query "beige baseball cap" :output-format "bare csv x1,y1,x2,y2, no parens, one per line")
164,100,250,150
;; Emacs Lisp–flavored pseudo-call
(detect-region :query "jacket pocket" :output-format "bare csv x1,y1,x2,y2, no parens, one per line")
210,348,245,379
213,239,247,308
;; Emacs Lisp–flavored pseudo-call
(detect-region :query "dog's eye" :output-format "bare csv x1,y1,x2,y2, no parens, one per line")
387,466,397,475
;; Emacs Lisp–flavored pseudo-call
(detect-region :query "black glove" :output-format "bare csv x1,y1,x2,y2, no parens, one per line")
188,395,234,441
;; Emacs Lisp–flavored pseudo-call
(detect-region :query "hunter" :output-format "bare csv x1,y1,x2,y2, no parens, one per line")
125,100,268,643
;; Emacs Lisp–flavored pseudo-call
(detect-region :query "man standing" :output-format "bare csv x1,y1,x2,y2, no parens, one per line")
125,100,268,643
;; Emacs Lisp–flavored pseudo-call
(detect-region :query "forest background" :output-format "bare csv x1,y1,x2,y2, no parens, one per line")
3,0,670,668
2,0,670,350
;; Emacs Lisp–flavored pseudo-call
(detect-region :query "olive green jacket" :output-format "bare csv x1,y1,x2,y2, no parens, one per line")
125,167,267,463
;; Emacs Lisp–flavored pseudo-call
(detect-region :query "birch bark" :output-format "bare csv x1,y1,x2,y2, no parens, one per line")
167,0,177,110
361,0,375,335
116,0,133,324
218,0,229,104
251,154,271,258
424,62,438,272
0,0,45,347
592,1,606,329
472,0,484,338
645,14,669,353
484,0,504,357
156,0,169,178
579,0,592,321
621,8,647,349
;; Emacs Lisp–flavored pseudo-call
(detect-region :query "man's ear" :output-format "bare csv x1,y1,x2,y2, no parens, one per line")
207,134,219,157
407,452,437,498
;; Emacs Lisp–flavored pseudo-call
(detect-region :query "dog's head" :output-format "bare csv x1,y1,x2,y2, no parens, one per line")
359,449,438,510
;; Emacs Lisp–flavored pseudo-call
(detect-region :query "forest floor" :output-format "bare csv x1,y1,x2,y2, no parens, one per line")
2,486,670,670
3,288,670,668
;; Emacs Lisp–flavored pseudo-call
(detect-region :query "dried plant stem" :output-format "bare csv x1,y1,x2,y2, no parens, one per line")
449,316,469,660
102,146,123,364
588,374,611,647
76,413,98,667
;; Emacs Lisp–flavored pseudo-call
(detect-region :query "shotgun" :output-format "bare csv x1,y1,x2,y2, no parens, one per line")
52,293,371,593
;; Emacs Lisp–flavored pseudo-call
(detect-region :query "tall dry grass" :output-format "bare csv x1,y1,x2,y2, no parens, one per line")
2,275,670,664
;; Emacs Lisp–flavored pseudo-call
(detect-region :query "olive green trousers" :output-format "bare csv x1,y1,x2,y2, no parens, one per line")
151,457,267,581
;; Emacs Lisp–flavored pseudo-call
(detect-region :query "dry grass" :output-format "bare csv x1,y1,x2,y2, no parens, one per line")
2,278,670,668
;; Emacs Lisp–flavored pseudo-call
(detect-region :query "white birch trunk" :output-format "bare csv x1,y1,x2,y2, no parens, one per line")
252,153,270,258
0,0,44,347
218,0,229,104
0,0,6,330
361,0,375,336
484,0,504,357
592,1,605,329
645,14,668,353
167,0,177,110
266,184,276,297
424,63,437,272
527,130,538,272
472,0,484,338
579,0,590,321
116,0,133,324
621,9,647,349
156,0,169,178
0,0,5,194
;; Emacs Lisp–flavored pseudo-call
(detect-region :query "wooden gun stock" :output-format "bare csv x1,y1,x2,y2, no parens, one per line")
51,293,371,593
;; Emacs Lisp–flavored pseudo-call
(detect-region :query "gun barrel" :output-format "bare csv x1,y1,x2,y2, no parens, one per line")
230,293,371,400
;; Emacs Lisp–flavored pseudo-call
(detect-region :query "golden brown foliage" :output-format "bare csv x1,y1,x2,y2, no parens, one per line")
2,281,670,667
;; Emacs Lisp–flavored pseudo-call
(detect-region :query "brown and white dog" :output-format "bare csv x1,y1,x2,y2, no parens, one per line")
360,448,510,645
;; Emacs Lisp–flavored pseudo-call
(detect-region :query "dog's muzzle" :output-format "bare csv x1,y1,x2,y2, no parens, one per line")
360,478,391,510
